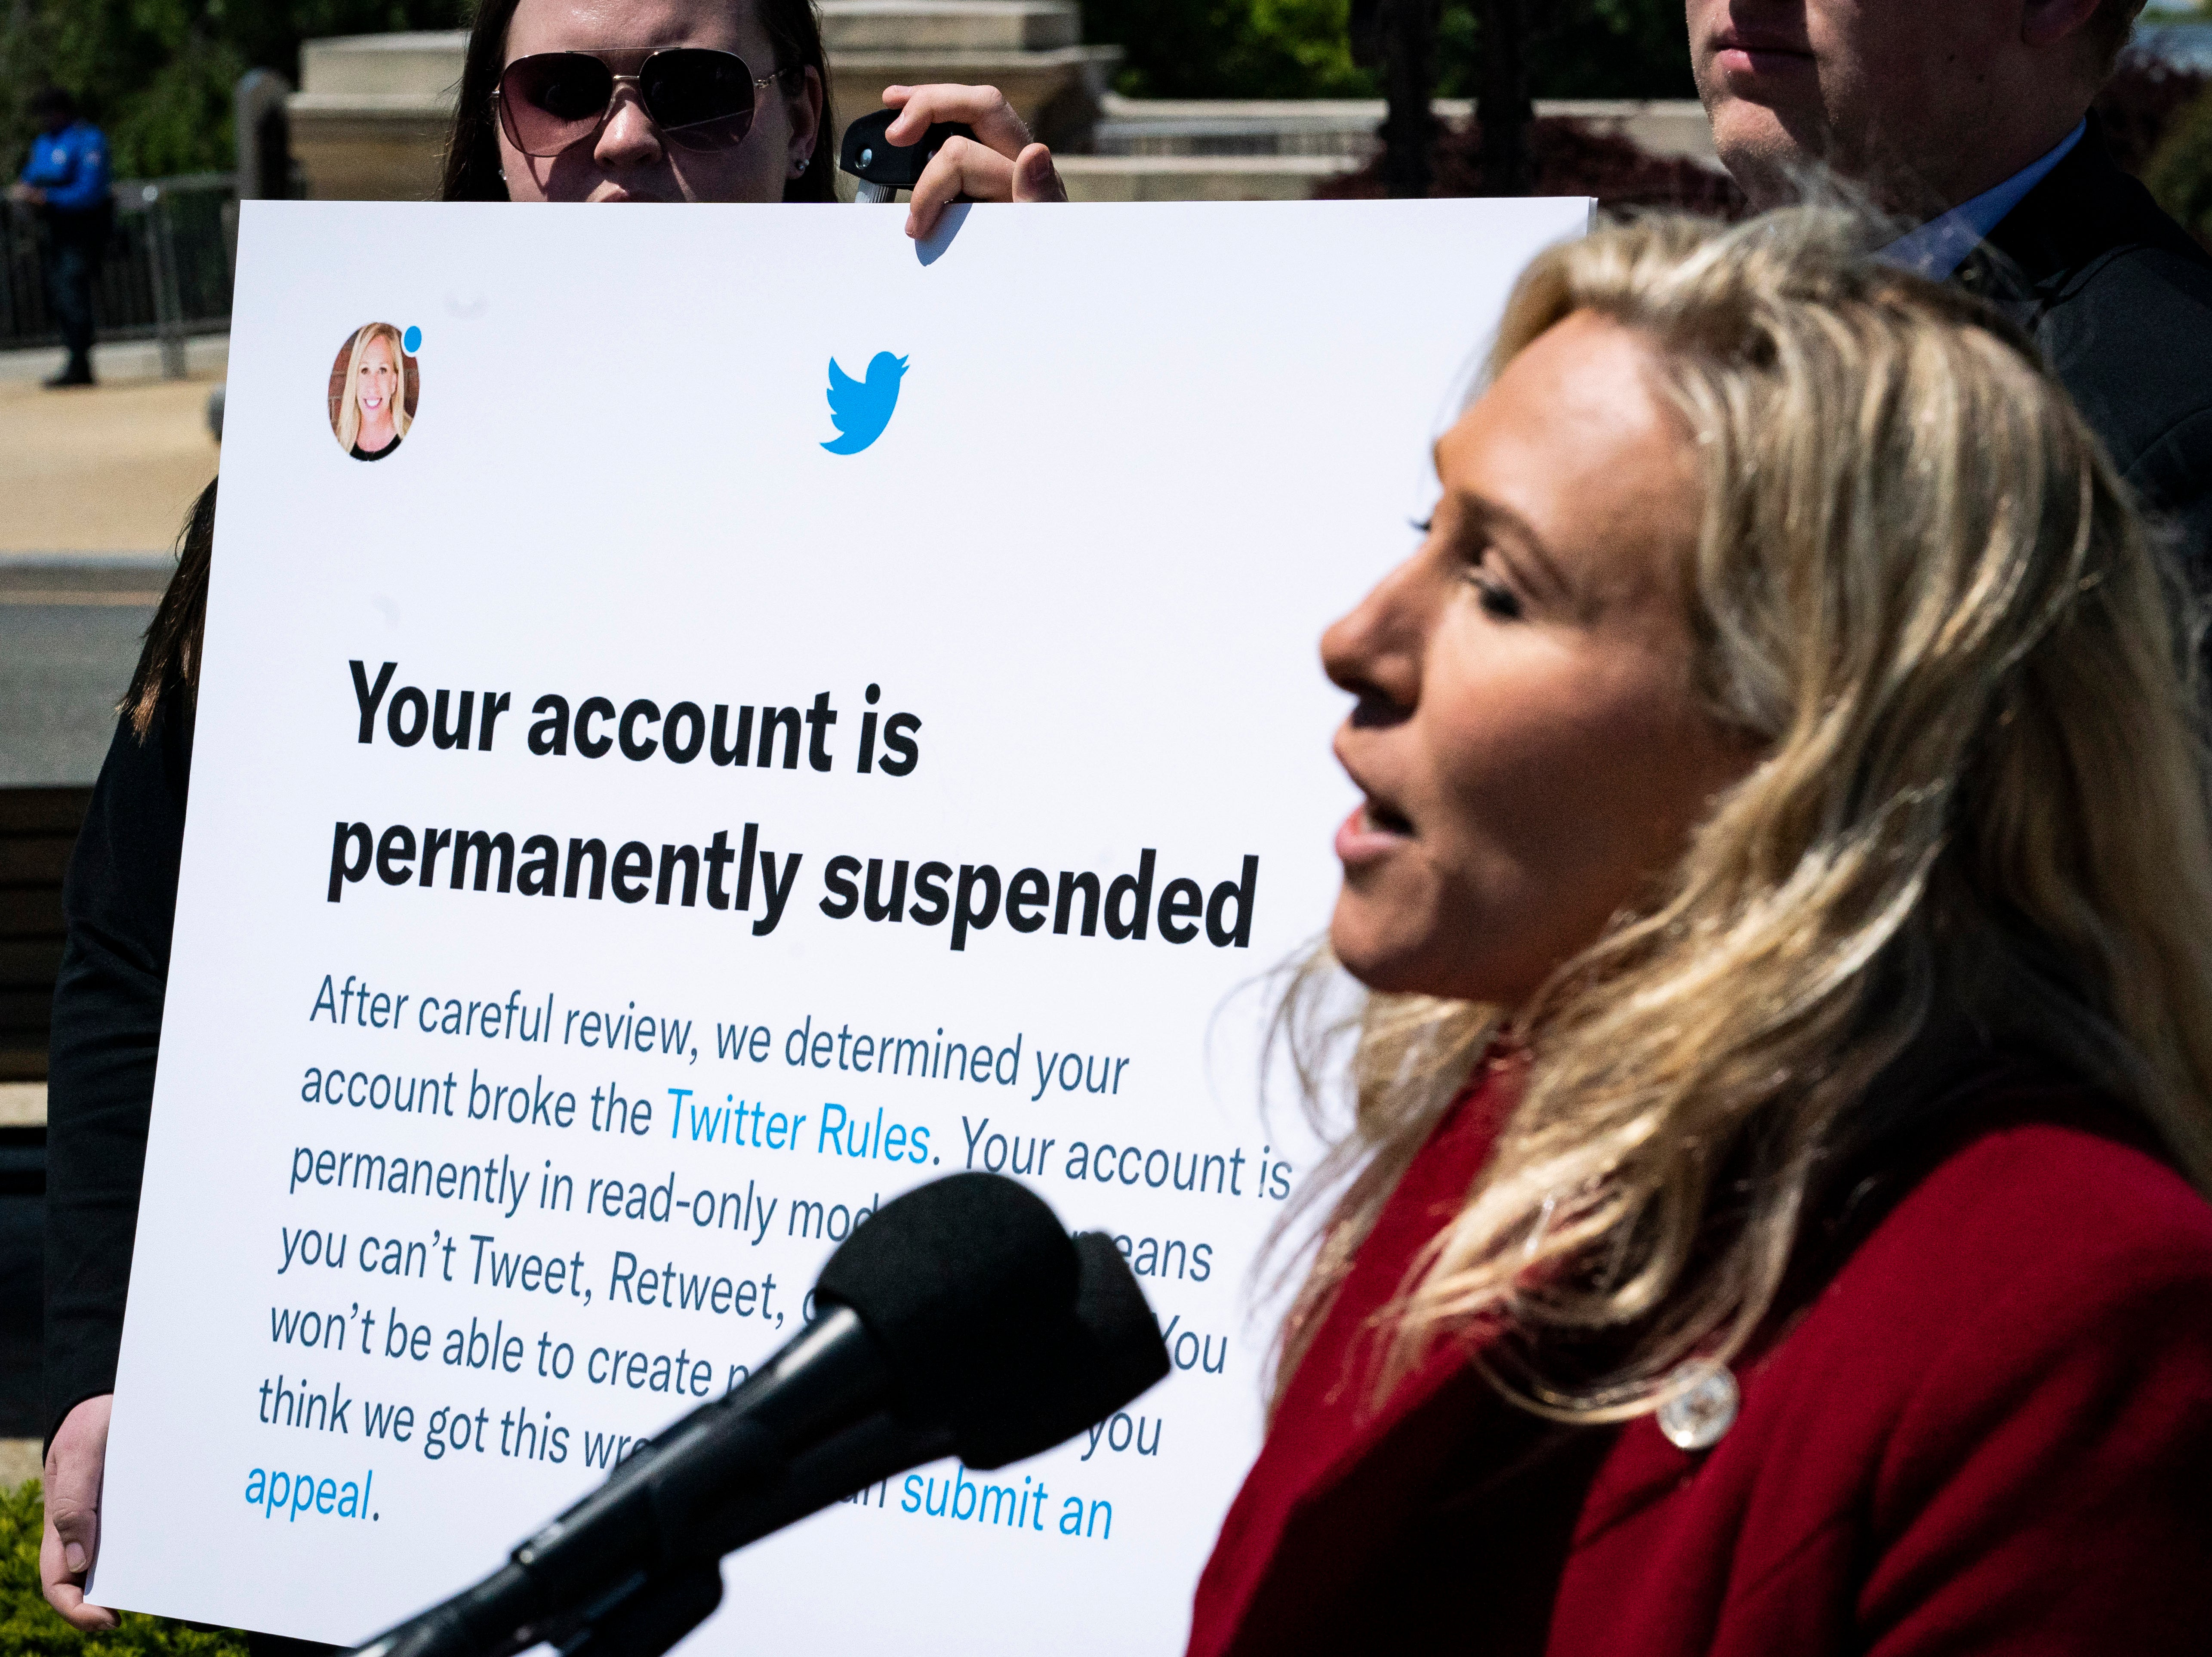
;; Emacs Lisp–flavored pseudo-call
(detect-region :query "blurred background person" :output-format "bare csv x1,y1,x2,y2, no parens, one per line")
1192,209,2212,1654
1688,0,2212,586
8,86,113,389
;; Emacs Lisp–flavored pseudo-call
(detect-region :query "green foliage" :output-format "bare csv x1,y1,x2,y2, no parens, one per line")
1488,0,1698,101
1243,0,1371,96
109,37,253,179
1079,0,1696,101
2148,82,2212,247
1075,0,1368,99
0,0,465,180
0,1480,248,1656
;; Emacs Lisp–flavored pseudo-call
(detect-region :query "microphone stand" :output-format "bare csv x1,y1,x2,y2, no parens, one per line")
551,1562,724,1657
549,1410,958,1657
354,1189,1171,1657
357,1378,958,1657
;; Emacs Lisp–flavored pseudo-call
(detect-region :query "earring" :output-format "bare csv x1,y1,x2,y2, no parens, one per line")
791,154,810,176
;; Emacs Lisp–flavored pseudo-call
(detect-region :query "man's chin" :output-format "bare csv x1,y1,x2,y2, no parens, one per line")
1706,99,1821,210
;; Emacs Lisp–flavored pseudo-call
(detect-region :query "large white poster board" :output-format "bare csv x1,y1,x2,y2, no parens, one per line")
95,194,1588,1649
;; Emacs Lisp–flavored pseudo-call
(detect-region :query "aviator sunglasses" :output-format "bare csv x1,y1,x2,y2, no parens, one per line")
494,48,796,157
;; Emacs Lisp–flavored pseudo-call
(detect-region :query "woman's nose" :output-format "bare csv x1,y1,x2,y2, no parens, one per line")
595,87,665,169
1321,555,1428,721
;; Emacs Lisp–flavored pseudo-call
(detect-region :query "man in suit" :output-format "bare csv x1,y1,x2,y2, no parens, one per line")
1688,0,2212,590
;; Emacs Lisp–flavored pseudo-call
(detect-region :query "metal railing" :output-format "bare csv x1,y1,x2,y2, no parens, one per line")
0,171,237,368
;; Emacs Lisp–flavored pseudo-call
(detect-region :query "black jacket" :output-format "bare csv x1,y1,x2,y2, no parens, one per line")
1961,123,2212,591
43,693,189,1443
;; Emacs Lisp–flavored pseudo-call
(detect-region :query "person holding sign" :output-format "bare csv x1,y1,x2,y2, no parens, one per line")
1189,212,2212,1652
39,0,1062,1635
438,0,1064,229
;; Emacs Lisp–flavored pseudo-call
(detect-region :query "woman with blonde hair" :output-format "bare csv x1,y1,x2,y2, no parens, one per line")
1189,209,2212,1654
334,322,412,460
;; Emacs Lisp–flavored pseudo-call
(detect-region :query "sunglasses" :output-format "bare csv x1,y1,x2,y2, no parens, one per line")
494,48,793,158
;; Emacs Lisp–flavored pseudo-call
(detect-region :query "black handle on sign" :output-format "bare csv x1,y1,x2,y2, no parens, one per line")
839,107,977,191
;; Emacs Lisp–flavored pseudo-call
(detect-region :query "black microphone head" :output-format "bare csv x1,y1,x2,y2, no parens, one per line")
1069,1229,1174,1408
953,1230,1171,1469
813,1172,1078,1429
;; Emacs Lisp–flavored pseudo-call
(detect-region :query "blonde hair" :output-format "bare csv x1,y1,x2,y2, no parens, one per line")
336,322,413,453
1276,208,2212,1425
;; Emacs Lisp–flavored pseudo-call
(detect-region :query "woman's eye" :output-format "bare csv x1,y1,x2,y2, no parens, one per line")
1467,563,1523,620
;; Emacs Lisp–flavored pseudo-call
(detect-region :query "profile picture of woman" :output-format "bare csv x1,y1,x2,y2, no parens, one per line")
327,321,418,460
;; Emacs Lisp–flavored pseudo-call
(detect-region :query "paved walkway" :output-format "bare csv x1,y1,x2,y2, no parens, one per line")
0,1441,37,1489
0,346,224,555
0,343,219,781
0,556,169,784
0,333,229,387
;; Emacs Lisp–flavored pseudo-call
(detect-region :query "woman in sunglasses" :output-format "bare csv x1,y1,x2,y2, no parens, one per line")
447,0,1063,228
37,0,1061,1642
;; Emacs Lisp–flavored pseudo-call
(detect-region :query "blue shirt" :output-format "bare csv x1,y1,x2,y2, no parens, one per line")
1881,121,2086,281
18,120,112,215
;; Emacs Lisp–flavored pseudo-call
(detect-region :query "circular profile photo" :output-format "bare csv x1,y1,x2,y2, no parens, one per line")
327,322,419,461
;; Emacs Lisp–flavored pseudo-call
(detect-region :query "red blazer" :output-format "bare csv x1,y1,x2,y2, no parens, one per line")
1188,1066,2212,1655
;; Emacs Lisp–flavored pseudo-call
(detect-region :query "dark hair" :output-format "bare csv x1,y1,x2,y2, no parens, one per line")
437,0,837,202
30,86,77,122
125,481,214,737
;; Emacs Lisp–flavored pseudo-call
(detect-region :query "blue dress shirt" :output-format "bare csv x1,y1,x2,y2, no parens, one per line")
1881,121,2086,280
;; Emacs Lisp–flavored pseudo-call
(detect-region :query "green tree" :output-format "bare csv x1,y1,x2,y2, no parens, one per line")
1477,0,1697,100
2,0,462,180
1078,0,1696,101
1074,0,1367,98
2147,82,2212,247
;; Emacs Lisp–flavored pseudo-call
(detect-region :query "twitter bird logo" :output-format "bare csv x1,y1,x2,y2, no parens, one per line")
822,351,909,454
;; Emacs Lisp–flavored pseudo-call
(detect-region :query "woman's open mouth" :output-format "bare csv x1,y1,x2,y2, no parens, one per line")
1336,796,1414,866
1365,798,1413,834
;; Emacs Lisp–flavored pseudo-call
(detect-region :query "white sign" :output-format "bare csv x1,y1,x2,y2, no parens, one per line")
95,194,1588,1650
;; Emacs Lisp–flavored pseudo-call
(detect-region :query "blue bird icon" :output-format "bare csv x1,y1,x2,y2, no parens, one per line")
822,351,909,454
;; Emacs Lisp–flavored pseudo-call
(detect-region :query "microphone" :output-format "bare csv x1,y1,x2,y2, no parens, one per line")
355,1173,1169,1657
